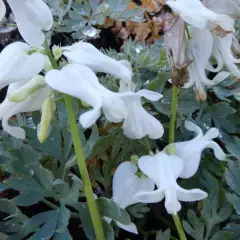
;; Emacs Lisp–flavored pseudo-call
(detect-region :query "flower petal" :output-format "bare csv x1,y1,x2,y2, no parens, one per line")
116,221,138,234
176,186,208,202
79,107,101,129
164,188,182,215
120,94,164,139
0,0,6,22
63,42,132,81
136,89,163,101
0,81,51,139
0,42,44,89
45,64,102,108
184,121,203,139
134,188,164,204
102,94,126,123
112,162,154,208
138,152,183,187
204,141,226,160
7,0,53,46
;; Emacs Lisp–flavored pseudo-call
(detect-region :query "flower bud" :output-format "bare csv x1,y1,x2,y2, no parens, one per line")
52,45,62,61
37,96,55,143
8,75,46,102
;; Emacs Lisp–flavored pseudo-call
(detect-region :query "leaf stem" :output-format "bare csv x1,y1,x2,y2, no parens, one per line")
44,40,105,240
168,86,187,240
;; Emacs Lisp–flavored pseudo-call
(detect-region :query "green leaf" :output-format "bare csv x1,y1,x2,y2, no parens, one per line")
147,72,169,93
183,210,205,240
69,202,95,240
102,219,115,240
53,204,72,240
127,203,150,218
225,161,240,196
96,197,131,225
156,229,171,240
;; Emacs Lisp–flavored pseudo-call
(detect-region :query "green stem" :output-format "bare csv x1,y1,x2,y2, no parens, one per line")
44,41,58,69
144,136,151,153
168,86,187,240
168,86,178,145
173,215,187,240
44,40,105,240
64,95,105,240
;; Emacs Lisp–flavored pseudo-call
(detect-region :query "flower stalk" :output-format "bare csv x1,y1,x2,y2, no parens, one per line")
44,40,105,240
64,94,105,240
168,87,187,240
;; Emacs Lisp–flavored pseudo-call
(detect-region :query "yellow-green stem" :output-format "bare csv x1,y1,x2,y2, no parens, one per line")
169,86,178,145
64,95,105,240
168,86,187,240
44,40,105,240
173,215,187,240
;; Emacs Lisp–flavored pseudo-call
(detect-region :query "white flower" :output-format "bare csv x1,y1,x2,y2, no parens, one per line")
0,0,6,22
45,64,127,128
166,0,234,32
134,152,208,215
62,42,133,82
0,80,52,139
165,121,225,179
7,0,53,46
186,28,230,101
110,161,154,234
203,0,240,19
119,90,164,139
212,33,240,78
0,42,45,90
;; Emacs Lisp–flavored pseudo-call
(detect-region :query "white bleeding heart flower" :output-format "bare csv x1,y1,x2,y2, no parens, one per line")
165,121,225,179
62,42,133,83
185,28,230,101
134,152,208,215
119,90,164,139
212,33,240,78
0,0,6,22
45,64,127,128
166,0,234,32
0,42,45,90
203,0,240,20
0,80,52,139
109,161,154,234
7,0,53,46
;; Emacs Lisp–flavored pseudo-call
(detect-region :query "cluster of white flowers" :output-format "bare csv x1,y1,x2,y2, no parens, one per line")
166,0,240,101
0,0,235,235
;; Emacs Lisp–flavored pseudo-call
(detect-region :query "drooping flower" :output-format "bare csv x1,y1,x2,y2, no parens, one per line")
164,17,192,87
165,121,225,179
62,42,133,82
0,0,6,22
0,80,52,139
203,0,240,20
110,161,154,234
166,0,234,32
119,90,164,139
134,152,208,215
212,33,240,78
7,0,53,47
186,28,230,101
45,64,127,128
0,42,45,90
